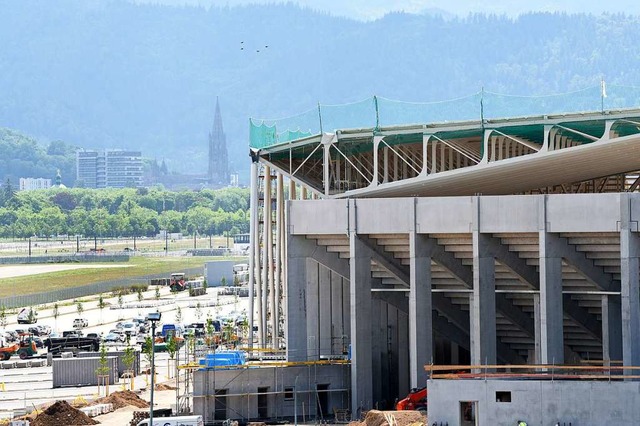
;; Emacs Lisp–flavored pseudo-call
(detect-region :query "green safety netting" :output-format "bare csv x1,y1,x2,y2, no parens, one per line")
250,84,640,149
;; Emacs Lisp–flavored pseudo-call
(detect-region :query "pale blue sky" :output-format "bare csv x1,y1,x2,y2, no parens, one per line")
131,0,640,19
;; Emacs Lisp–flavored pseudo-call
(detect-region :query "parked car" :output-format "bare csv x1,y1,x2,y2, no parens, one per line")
86,332,103,340
36,325,52,335
136,334,148,345
121,322,137,336
104,332,121,343
108,329,126,342
62,330,84,338
72,318,89,329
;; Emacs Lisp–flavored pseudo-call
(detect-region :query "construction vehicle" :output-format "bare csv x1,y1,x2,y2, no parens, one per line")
1,334,39,360
44,334,100,355
169,272,187,291
396,387,427,411
0,342,19,360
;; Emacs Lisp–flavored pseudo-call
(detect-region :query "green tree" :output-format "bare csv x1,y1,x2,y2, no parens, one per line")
155,286,160,300
118,293,124,309
96,343,111,377
175,306,182,324
98,294,106,324
76,301,84,317
195,302,203,320
53,303,59,329
122,336,136,375
137,288,144,303
0,306,7,328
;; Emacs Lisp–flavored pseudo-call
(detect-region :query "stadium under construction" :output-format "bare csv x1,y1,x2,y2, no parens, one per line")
195,89,640,425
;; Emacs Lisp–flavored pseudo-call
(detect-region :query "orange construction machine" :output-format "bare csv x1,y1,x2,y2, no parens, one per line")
396,387,427,411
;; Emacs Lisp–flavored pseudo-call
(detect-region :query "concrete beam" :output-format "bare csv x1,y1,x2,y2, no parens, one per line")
555,234,617,292
602,295,623,365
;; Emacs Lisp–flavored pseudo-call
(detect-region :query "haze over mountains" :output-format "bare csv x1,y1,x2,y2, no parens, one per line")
2,1,640,179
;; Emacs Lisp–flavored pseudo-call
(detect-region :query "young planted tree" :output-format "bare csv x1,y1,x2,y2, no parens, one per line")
0,306,7,328
27,307,37,324
155,286,161,300
117,293,124,309
195,302,203,320
137,288,144,303
98,294,106,325
175,306,182,324
76,301,84,317
96,343,111,396
53,303,59,330
122,336,136,390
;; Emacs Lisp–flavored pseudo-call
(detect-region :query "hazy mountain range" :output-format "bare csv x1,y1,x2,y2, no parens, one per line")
2,1,640,180
131,0,640,20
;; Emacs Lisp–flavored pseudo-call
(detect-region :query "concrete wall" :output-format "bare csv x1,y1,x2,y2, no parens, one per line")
303,262,350,361
193,365,349,422
204,261,234,286
427,379,640,426
289,194,640,235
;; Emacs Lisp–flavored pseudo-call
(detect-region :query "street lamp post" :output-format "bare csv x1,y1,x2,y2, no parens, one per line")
146,312,162,426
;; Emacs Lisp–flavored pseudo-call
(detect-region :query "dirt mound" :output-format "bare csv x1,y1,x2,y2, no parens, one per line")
155,383,176,391
92,390,149,410
30,400,98,426
350,410,426,426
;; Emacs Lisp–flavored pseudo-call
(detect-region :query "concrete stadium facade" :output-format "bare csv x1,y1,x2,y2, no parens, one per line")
285,193,640,418
203,108,640,424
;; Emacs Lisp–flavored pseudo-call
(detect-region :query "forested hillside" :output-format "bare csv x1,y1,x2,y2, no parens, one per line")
0,185,249,238
0,128,76,186
2,2,640,178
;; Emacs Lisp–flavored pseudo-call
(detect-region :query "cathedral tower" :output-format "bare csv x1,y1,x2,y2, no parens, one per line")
208,97,229,187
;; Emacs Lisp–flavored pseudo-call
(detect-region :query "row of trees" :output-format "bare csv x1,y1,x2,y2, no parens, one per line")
0,185,250,238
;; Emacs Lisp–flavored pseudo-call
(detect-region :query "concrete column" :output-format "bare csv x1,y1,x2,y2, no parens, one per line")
602,295,623,366
286,235,311,362
533,293,541,364
620,194,640,373
538,229,565,365
263,166,271,346
248,160,258,350
349,233,372,417
471,227,496,366
409,231,432,388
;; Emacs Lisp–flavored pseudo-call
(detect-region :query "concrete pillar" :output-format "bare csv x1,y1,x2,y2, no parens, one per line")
471,230,496,366
286,235,311,362
349,233,372,417
306,261,319,360
620,194,640,373
248,161,259,350
602,295,623,366
409,231,432,388
538,230,564,365
263,166,271,346
533,293,541,364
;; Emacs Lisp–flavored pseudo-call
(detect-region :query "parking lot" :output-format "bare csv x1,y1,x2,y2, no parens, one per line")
0,283,251,418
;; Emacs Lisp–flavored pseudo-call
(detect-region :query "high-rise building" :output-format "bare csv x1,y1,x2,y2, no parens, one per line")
208,97,229,187
76,149,143,188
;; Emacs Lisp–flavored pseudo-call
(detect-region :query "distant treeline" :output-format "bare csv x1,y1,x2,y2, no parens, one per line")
0,184,249,238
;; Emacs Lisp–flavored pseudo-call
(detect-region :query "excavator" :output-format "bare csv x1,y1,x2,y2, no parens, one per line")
396,387,427,411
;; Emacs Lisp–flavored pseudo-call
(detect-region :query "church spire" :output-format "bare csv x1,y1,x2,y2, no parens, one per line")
208,97,229,187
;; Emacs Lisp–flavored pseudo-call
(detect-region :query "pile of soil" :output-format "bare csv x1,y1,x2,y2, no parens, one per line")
92,390,149,410
155,383,176,391
349,410,426,426
30,400,98,426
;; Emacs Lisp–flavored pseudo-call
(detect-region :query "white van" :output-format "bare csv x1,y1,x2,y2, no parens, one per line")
136,415,204,426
